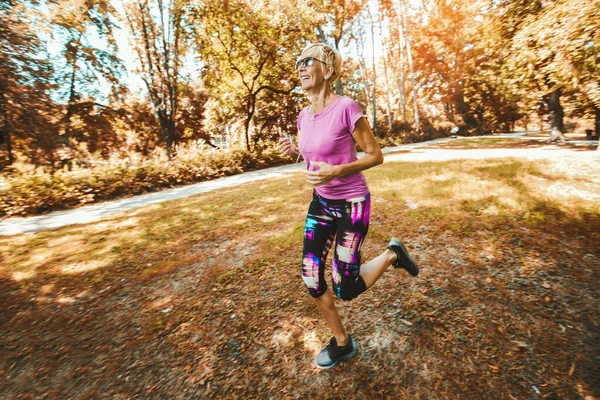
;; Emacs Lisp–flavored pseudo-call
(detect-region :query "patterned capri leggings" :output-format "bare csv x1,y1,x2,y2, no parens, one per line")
302,191,370,301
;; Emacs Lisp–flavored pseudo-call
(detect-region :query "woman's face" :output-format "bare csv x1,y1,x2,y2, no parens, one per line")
297,48,329,93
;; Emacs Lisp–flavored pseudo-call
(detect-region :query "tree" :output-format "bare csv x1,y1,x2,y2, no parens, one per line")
462,10,527,133
499,0,600,135
313,0,365,95
49,0,124,145
382,0,408,122
123,0,189,159
195,0,307,151
404,0,531,133
0,0,57,167
176,83,210,146
411,1,476,127
352,11,374,129
64,101,127,158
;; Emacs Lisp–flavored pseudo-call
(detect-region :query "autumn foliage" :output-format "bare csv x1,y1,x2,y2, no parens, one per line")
1,0,598,174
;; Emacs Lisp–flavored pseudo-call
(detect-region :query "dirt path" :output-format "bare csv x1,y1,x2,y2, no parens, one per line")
1,135,597,235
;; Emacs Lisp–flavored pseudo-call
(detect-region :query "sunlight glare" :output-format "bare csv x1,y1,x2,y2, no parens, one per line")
302,330,321,355
91,218,140,232
12,270,35,281
57,296,77,304
148,295,173,311
60,260,106,274
261,215,278,223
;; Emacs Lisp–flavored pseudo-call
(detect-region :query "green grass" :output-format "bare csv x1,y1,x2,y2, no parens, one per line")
1,155,599,399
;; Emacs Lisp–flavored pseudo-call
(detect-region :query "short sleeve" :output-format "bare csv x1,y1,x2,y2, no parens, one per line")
343,99,364,134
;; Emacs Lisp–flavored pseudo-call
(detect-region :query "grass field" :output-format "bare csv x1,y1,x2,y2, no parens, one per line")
425,136,596,150
1,144,599,399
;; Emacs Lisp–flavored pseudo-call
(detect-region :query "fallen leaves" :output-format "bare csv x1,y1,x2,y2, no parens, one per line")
2,154,599,399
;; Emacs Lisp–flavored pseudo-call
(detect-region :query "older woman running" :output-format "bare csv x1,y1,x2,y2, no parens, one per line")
278,43,419,369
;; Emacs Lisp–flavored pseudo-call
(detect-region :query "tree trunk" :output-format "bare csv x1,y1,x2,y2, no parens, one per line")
445,102,454,122
244,115,252,152
154,106,176,159
5,130,13,166
354,14,373,130
63,33,82,145
162,124,172,157
334,79,344,96
368,9,377,134
406,38,419,131
316,27,327,43
0,89,12,166
358,57,373,126
402,2,419,132
383,54,393,132
547,87,564,132
244,95,256,152
397,4,407,121
457,90,467,115
333,31,344,96
595,105,600,138
167,118,176,157
547,87,567,143
378,19,393,132
63,66,77,144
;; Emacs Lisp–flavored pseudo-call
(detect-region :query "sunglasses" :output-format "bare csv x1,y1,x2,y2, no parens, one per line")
295,57,328,70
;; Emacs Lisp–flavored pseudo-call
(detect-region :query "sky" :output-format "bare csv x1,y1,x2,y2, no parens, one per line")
44,0,423,100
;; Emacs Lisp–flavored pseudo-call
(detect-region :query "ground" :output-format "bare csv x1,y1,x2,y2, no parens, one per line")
1,139,599,399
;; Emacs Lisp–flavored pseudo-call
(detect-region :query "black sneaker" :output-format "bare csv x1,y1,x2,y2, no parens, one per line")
315,335,358,369
388,237,419,276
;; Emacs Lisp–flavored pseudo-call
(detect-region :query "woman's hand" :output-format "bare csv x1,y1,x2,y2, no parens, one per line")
278,132,298,157
305,161,340,187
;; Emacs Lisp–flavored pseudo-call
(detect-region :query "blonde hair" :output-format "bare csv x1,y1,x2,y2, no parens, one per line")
301,43,343,84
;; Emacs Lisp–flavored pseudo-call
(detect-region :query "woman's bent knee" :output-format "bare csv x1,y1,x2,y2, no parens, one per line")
333,279,367,301
336,289,358,301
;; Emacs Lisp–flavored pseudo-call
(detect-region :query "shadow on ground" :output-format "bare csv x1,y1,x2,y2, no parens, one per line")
1,157,599,399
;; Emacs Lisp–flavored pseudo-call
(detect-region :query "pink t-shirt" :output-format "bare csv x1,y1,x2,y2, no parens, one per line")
297,96,369,200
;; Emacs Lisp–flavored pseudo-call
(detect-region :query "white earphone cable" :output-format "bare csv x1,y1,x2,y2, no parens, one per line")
288,107,315,185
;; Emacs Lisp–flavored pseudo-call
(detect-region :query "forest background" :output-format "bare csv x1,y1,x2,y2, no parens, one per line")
1,0,599,218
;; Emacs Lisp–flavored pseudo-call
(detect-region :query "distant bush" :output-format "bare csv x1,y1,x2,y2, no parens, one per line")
376,133,405,148
435,120,456,135
0,123,451,218
374,117,460,146
391,120,413,135
0,142,292,218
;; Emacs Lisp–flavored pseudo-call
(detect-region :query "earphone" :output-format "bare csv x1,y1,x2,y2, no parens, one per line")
287,110,314,185
288,149,303,185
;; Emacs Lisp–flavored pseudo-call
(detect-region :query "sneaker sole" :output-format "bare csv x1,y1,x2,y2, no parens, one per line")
389,238,419,276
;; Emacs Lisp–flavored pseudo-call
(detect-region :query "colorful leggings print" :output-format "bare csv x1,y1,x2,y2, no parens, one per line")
302,191,370,300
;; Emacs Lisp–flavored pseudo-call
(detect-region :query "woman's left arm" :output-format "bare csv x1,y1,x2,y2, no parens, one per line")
305,117,384,187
